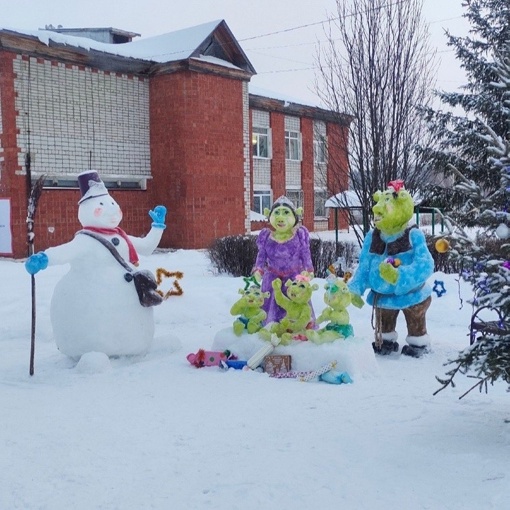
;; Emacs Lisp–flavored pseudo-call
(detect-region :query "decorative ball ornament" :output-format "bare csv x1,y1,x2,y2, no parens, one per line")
435,238,450,253
385,257,401,267
495,223,510,240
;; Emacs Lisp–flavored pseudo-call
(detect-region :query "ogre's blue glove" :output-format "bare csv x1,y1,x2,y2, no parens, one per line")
25,252,49,275
149,205,167,229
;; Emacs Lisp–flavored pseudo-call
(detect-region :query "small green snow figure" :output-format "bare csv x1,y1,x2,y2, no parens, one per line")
260,275,318,345
307,276,362,344
230,284,269,336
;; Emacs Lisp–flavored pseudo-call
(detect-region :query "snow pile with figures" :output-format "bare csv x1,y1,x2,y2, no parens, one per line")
203,183,436,382
203,196,379,382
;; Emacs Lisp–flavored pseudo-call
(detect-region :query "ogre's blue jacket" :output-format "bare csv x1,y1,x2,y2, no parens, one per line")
348,226,434,310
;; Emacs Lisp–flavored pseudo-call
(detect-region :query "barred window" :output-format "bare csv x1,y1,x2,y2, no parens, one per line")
253,190,272,214
285,130,302,161
252,126,272,158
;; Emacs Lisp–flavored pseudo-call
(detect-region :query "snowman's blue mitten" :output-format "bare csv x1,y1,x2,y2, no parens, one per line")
149,205,167,229
25,252,48,275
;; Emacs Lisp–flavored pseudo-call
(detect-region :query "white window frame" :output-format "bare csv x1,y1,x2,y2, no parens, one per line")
314,189,328,218
40,176,148,190
252,126,272,159
285,189,304,211
285,130,302,161
314,135,327,164
253,189,272,215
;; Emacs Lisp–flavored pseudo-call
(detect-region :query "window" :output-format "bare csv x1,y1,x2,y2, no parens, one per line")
253,190,272,215
41,177,147,190
252,126,272,159
314,190,328,218
314,136,327,164
285,189,303,211
285,130,302,161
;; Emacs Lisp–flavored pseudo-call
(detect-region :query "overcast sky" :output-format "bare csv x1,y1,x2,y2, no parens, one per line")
1,0,470,105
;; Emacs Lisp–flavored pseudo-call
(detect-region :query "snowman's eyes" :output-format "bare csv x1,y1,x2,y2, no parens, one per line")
99,202,104,206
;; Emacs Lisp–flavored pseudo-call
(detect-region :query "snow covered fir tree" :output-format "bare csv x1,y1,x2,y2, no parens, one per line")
421,0,510,217
422,0,510,397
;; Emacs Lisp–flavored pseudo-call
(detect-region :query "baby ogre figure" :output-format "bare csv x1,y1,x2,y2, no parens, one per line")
260,275,318,345
348,180,434,357
230,283,269,336
307,277,361,344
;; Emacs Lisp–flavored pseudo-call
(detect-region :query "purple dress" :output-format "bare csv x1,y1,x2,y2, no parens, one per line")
254,227,315,325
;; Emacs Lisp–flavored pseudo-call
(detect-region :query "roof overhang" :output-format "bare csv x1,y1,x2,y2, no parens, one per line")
249,93,353,126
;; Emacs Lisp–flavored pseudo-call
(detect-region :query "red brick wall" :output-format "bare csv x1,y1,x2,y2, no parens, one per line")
150,71,247,249
0,50,156,258
1,46,352,258
269,112,286,199
251,220,268,232
300,117,314,229
0,51,27,258
327,123,350,231
30,188,155,256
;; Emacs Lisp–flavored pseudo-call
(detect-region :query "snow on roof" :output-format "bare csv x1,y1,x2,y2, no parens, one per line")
249,84,320,108
325,190,363,208
0,19,225,64
250,210,268,222
121,20,223,62
191,54,241,71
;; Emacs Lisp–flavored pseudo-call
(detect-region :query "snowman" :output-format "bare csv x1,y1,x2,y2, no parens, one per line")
25,170,167,360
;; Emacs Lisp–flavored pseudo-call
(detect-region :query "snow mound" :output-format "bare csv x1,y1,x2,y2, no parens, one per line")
74,351,112,373
212,327,378,377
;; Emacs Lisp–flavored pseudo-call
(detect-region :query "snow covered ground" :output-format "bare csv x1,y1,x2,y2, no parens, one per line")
1,232,509,510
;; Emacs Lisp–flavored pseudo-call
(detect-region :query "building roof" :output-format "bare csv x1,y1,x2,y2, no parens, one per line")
0,19,255,75
249,92,353,126
49,27,141,38
0,21,351,118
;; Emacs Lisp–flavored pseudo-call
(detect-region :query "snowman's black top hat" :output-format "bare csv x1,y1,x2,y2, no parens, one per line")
77,171,109,204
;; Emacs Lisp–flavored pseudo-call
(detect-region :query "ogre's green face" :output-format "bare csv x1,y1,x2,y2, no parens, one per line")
372,189,414,236
269,206,296,233
324,279,352,310
240,286,268,308
285,279,318,304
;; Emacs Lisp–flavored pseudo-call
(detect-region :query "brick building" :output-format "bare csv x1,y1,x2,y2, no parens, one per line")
0,20,351,259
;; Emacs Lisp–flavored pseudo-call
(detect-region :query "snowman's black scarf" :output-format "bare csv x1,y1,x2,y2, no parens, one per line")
369,225,417,256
